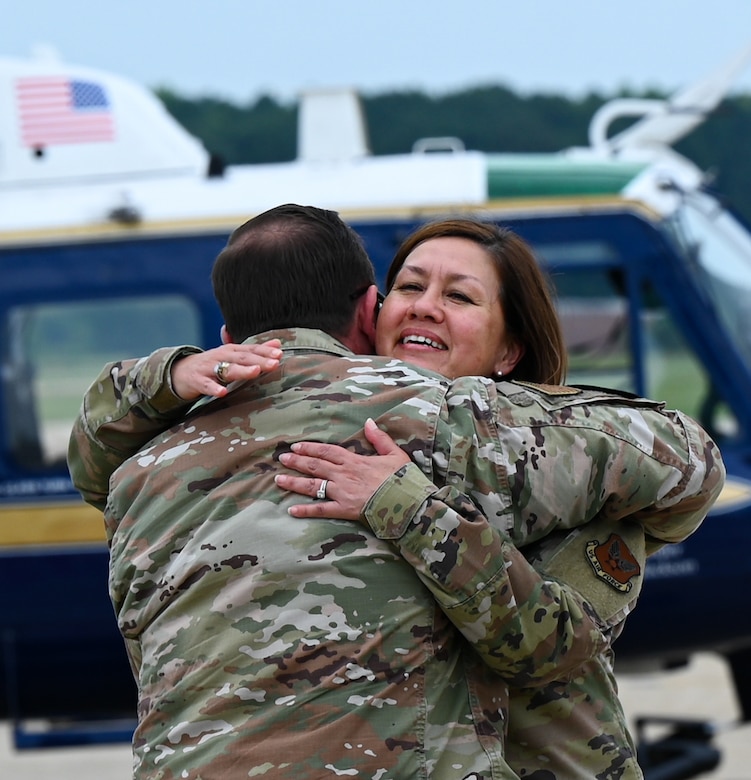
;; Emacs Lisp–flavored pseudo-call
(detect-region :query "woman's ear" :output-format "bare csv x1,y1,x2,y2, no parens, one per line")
494,340,524,378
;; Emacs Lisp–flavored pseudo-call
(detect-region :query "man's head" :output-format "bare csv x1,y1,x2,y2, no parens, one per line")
212,204,378,351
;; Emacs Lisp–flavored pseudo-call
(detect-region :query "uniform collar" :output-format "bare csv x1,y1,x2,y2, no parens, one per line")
244,327,355,358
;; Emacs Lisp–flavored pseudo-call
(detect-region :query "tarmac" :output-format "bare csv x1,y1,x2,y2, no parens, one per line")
617,652,749,779
1,652,748,779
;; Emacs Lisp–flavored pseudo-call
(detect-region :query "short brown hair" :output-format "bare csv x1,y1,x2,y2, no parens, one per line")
212,204,375,341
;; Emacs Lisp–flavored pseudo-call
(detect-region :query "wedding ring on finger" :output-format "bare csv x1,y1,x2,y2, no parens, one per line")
316,479,329,500
213,360,231,386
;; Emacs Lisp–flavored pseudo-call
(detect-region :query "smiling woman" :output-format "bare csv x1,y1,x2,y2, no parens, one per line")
376,236,518,378
376,218,567,383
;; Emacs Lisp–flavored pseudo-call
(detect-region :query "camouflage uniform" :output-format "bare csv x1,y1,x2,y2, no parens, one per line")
68,328,725,780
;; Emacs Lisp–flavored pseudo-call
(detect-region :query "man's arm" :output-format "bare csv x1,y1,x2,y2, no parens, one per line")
269,375,724,684
481,381,726,554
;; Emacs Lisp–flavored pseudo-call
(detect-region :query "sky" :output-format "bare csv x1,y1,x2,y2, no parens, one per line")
3,1,751,104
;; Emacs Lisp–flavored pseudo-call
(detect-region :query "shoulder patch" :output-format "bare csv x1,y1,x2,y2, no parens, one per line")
585,533,642,592
513,380,582,396
571,383,640,400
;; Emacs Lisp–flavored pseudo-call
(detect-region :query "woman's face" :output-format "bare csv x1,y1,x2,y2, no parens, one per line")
375,237,522,379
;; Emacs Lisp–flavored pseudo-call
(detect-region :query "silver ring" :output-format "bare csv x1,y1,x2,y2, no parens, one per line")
213,360,231,386
316,479,329,500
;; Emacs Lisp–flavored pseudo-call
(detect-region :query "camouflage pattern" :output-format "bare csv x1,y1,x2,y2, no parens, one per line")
359,377,723,780
69,344,203,510
505,653,636,780
68,328,725,780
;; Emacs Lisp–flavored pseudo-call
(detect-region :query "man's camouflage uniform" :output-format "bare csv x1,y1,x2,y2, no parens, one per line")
68,328,725,780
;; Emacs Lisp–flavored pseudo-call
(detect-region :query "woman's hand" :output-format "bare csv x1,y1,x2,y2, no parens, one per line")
171,340,283,400
276,418,411,522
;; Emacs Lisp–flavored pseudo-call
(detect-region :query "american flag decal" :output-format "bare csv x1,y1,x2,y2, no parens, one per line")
15,76,115,147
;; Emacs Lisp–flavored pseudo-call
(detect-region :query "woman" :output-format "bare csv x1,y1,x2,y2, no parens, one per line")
380,218,565,381
373,218,564,382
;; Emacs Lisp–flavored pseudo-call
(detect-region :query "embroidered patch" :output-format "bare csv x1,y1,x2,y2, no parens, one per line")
585,533,642,592
514,380,581,396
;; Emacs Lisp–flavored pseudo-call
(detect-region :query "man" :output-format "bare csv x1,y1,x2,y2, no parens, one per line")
68,204,724,779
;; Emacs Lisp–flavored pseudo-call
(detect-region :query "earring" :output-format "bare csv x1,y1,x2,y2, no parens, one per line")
493,370,503,380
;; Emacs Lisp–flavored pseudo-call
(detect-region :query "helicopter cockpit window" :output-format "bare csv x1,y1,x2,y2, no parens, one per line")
639,283,738,442
555,272,631,391
538,237,737,442
539,241,634,392
673,194,751,370
1,296,201,471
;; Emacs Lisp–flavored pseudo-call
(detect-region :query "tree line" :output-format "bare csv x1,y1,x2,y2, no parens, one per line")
157,84,751,223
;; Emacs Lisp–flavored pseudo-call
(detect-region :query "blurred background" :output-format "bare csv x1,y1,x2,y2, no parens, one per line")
4,1,751,218
5,1,751,104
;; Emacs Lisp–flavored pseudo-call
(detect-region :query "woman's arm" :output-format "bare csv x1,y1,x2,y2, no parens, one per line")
276,421,614,685
272,395,725,684
67,341,282,510
276,418,410,519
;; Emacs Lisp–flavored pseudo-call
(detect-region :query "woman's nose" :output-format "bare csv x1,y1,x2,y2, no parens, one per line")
409,291,443,320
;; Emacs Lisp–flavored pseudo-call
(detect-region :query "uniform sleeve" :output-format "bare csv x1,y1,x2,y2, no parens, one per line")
364,462,608,687
493,396,726,555
67,346,201,510
617,406,725,553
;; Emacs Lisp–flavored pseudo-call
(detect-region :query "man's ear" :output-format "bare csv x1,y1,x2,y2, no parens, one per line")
339,285,381,355
356,285,380,346
220,325,234,344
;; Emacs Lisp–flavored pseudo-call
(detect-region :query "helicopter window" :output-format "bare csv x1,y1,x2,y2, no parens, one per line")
1,295,201,471
535,240,620,267
544,265,634,392
543,255,737,441
639,285,738,441
673,197,751,369
559,295,631,387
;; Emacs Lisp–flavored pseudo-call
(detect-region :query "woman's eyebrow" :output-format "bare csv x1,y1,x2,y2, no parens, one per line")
400,262,484,286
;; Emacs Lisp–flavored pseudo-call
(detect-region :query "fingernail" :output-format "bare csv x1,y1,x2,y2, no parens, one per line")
290,443,301,452
278,454,290,464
